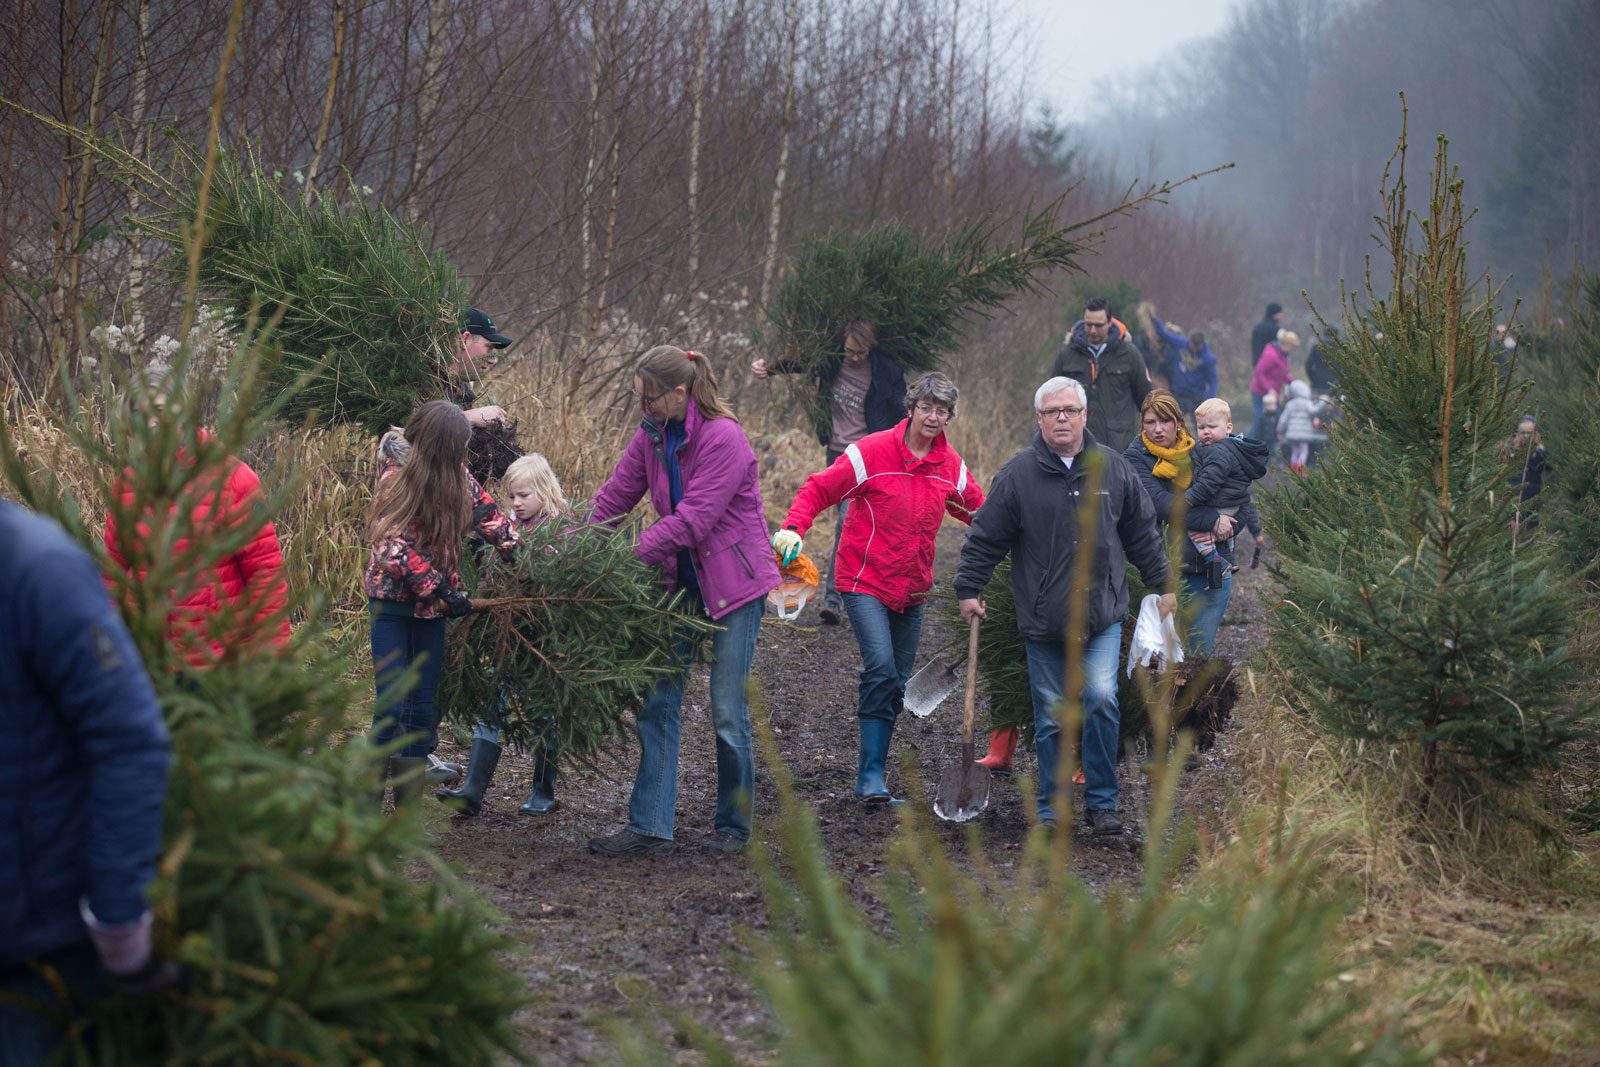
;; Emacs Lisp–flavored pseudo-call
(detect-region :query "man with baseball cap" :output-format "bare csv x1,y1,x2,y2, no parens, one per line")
451,307,514,428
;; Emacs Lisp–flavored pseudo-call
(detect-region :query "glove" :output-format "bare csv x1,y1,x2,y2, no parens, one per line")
771,529,802,568
82,901,153,977
438,588,474,618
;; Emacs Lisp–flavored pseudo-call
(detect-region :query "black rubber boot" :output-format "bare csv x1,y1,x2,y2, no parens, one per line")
388,756,430,807
435,737,503,817
518,749,558,815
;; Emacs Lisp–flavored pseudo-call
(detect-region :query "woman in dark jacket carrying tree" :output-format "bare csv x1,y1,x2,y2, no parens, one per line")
751,320,906,625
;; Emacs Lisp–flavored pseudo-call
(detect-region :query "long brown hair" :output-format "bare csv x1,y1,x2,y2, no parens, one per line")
368,400,472,572
635,345,736,421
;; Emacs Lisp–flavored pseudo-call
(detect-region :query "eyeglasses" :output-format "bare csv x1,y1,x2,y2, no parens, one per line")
912,403,952,419
843,344,870,358
1037,406,1085,421
637,387,670,409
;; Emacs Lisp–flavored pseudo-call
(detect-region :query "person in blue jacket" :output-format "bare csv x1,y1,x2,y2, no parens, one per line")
1149,313,1218,416
0,500,171,1067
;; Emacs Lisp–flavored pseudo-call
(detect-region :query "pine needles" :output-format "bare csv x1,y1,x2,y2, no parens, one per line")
132,146,466,433
439,517,716,759
1265,125,1592,814
0,335,527,1066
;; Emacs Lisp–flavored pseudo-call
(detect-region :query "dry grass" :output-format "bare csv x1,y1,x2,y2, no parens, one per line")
1224,667,1600,1065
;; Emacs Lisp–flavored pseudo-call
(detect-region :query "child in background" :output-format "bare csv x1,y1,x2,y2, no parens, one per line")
365,400,516,806
437,453,571,817
1277,379,1327,475
1185,398,1270,588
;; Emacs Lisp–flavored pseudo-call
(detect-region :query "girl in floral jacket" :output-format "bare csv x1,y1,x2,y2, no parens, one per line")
364,400,515,804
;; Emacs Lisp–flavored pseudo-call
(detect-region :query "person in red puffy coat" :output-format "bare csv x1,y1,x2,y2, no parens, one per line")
104,432,291,670
775,371,985,803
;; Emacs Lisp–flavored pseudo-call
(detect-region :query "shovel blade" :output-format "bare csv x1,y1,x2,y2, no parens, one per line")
904,655,960,718
934,756,992,823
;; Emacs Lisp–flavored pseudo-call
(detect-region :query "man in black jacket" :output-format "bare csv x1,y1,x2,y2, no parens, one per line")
954,376,1174,838
1251,302,1284,363
752,320,906,624
1049,298,1150,453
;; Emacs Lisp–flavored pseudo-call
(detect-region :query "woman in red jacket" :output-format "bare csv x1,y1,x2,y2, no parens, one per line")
774,372,985,802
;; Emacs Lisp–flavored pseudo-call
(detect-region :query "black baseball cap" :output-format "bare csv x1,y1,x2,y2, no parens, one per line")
462,307,513,349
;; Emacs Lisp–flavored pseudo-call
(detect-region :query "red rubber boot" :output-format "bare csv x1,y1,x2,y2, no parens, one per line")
977,728,1019,777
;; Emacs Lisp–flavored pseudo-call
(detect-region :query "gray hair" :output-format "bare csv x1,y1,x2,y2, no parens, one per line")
905,371,959,417
1034,376,1086,411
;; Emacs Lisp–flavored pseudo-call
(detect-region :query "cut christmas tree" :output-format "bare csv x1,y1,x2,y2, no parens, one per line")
439,516,717,760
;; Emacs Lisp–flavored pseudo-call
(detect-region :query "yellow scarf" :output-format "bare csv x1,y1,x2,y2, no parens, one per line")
1143,429,1196,489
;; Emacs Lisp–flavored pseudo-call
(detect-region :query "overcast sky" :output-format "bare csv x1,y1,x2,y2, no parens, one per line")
1009,0,1237,119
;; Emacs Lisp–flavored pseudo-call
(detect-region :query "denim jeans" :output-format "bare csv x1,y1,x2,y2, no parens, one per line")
629,594,763,841
823,446,851,600
1247,392,1266,442
369,604,446,758
1180,569,1233,656
841,593,925,723
1024,622,1123,818
0,941,100,1067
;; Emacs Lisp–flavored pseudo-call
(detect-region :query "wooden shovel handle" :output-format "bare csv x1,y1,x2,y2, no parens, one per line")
962,615,980,744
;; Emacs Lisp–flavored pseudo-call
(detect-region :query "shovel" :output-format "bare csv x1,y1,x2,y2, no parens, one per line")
903,652,961,718
934,616,991,823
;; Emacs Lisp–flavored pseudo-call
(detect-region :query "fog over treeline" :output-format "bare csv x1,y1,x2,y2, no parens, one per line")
1071,0,1598,324
1,0,1594,398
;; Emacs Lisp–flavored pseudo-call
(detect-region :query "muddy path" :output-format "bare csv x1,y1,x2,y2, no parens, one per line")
430,534,1278,1063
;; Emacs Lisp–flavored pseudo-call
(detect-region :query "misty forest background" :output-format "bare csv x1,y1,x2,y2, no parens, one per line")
3,0,1595,411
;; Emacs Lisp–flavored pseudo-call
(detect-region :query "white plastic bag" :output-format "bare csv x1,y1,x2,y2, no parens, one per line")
1128,593,1184,676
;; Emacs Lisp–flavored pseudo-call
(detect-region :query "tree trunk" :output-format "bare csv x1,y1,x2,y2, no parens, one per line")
304,0,349,200
686,0,709,282
942,0,959,235
758,0,801,312
0,0,28,390
126,0,151,349
407,0,448,218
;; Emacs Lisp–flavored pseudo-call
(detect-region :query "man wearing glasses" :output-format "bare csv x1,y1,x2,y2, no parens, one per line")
953,376,1174,840
1050,297,1151,453
751,320,906,625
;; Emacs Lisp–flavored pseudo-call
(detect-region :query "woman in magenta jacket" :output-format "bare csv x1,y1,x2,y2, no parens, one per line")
774,371,985,802
587,345,779,857
1248,328,1299,441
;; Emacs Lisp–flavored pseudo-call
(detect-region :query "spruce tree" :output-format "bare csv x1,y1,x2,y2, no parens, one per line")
1522,276,1600,569
1266,131,1591,808
762,205,1095,437
439,518,716,759
132,147,467,433
0,332,526,1065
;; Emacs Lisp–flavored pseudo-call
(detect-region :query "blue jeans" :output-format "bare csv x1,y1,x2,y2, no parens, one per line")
841,593,924,723
1180,570,1233,656
823,446,851,600
1024,622,1123,818
1247,393,1265,442
629,595,763,841
369,604,446,758
0,942,101,1067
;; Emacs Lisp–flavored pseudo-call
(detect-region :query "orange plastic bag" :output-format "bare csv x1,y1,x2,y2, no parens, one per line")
767,551,820,621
